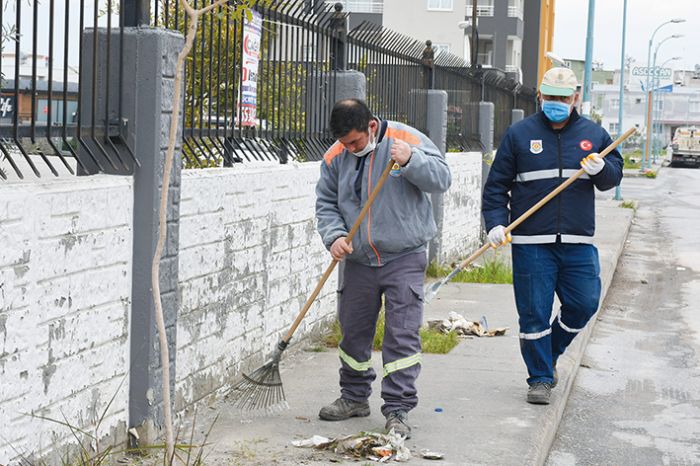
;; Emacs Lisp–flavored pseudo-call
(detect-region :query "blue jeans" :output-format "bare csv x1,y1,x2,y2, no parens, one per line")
512,243,601,385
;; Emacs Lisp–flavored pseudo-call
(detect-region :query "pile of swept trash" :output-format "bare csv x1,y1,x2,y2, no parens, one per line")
292,430,445,462
427,312,508,337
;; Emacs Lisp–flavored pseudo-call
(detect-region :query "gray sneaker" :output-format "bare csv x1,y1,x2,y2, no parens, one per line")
385,410,411,439
319,397,370,421
527,382,552,405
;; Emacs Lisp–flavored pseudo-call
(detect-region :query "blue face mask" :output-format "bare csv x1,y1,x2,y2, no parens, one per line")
542,100,572,123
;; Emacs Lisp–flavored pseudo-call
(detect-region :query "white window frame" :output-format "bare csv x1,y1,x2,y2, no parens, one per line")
609,122,619,135
610,98,620,110
432,44,451,56
427,0,454,12
689,98,700,114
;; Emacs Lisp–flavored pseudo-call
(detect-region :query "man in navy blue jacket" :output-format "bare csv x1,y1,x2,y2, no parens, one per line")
482,67,623,405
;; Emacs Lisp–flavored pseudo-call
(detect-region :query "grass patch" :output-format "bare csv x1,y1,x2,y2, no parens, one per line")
644,170,657,178
420,327,460,354
623,153,641,170
427,253,512,284
324,312,459,354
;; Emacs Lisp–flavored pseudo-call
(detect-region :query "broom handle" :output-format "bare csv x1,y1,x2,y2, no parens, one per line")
454,126,636,272
283,157,396,342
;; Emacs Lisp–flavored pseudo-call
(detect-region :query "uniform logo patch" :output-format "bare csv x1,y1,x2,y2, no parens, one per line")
579,139,593,151
529,140,543,154
390,162,401,177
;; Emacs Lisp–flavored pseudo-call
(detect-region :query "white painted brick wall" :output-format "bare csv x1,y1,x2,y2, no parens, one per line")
0,176,133,463
176,162,336,409
438,152,483,263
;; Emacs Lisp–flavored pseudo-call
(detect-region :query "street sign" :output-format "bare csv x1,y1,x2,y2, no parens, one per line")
631,66,672,78
654,84,673,93
0,95,14,120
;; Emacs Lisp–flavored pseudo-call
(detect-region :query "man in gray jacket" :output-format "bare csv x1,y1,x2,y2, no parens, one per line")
316,99,451,438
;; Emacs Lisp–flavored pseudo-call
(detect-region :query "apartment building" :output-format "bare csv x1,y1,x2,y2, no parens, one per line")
325,0,547,87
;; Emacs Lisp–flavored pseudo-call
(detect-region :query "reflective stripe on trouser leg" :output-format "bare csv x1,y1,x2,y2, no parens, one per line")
551,244,602,363
337,259,382,402
512,244,558,385
379,251,427,416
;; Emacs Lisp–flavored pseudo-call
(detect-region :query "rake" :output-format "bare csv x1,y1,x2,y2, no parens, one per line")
228,157,398,413
424,127,636,304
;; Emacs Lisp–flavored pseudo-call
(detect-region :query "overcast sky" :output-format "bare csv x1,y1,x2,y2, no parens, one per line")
553,0,698,72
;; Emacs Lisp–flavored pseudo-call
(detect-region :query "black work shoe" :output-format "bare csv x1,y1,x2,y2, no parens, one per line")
385,410,411,439
527,382,552,405
319,397,370,421
552,362,559,389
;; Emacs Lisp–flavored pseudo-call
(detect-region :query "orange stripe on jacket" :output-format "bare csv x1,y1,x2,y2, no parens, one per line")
385,127,420,146
324,142,344,166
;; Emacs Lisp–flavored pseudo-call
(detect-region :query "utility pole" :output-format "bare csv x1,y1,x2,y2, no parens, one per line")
471,2,478,67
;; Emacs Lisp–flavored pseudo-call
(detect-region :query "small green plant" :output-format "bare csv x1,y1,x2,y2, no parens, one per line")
324,312,460,354
619,200,636,210
644,170,657,179
427,253,513,284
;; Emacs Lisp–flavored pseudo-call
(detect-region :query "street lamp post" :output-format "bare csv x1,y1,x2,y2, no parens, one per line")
648,34,682,169
643,18,685,170
613,0,628,201
652,56,681,164
581,0,596,119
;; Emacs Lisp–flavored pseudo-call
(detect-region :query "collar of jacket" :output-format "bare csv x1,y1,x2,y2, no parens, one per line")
538,107,581,133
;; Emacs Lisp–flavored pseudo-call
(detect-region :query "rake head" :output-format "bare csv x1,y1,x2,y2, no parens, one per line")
228,340,289,415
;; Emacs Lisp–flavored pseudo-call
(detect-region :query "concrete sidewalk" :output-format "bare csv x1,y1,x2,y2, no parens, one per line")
197,200,633,465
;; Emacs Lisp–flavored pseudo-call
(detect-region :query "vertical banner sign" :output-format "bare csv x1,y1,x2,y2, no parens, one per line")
238,10,262,127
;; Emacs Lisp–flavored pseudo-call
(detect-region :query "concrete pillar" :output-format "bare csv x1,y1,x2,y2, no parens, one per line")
411,90,448,265
82,28,184,444
305,70,366,140
322,70,367,314
479,101,495,154
512,108,525,124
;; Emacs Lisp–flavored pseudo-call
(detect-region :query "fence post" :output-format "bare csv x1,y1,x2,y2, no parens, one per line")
511,109,524,124
479,102,494,154
123,0,151,27
422,40,435,90
330,3,348,71
82,27,185,444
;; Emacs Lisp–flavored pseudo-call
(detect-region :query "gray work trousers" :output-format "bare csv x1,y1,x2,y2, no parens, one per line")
337,251,426,416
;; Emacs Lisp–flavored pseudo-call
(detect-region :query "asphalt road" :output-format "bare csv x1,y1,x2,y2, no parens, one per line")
547,165,700,465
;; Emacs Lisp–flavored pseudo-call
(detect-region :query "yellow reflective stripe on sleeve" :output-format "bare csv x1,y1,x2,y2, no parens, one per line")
383,353,422,377
338,347,372,372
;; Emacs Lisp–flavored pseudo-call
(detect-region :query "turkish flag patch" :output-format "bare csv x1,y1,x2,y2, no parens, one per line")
579,139,593,151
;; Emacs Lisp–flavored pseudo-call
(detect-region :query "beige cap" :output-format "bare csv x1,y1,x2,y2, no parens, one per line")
540,67,578,97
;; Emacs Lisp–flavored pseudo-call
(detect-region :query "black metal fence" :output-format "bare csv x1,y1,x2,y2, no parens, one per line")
0,0,537,180
0,0,136,181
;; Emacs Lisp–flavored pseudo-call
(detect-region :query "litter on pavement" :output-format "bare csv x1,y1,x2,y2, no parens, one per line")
428,311,508,337
292,430,412,462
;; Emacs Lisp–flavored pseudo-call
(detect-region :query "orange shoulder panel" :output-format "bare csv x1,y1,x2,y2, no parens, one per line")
323,142,344,166
385,127,420,146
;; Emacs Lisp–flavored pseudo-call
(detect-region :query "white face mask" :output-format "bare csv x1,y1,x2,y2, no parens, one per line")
351,128,376,157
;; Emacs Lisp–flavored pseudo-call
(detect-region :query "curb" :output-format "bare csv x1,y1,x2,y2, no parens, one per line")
524,207,635,466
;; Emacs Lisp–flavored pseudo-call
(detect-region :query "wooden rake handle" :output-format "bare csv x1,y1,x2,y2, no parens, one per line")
283,158,396,342
455,127,636,272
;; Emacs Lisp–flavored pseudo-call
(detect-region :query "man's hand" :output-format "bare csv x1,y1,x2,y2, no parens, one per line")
330,236,353,261
580,153,605,176
487,225,512,248
390,139,412,166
